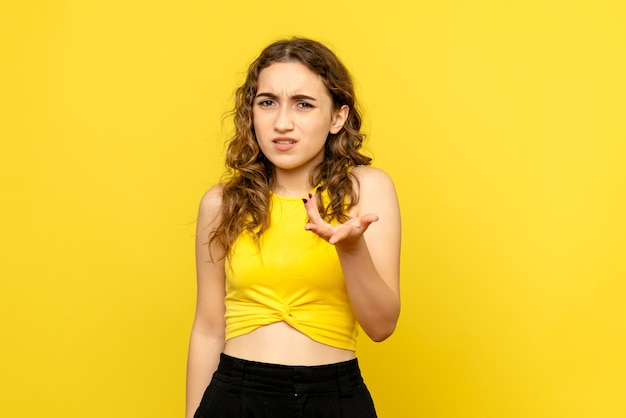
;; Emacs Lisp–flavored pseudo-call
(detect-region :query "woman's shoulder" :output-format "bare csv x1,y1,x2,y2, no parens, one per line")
351,165,395,191
349,166,398,216
198,183,225,218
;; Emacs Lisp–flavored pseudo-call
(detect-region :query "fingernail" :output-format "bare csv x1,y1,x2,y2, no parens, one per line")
308,193,312,198
302,198,308,204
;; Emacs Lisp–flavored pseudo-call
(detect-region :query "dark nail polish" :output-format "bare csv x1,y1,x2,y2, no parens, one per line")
308,193,312,199
302,198,308,204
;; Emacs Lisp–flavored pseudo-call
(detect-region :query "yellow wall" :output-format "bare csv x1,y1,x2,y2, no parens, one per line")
2,1,625,417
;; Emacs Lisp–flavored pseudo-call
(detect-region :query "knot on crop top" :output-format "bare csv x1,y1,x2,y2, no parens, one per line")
224,192,358,351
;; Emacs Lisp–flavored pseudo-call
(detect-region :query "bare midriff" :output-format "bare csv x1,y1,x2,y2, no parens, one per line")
223,321,355,365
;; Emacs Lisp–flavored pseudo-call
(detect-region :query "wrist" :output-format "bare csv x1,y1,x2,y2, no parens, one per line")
334,235,368,254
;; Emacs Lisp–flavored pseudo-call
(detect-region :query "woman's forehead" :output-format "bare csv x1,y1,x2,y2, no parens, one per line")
256,62,328,97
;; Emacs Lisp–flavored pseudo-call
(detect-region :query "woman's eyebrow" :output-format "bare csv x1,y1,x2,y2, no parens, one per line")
255,92,279,100
255,92,317,101
292,94,317,102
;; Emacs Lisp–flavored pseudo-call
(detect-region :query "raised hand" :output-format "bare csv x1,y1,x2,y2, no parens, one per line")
301,192,379,248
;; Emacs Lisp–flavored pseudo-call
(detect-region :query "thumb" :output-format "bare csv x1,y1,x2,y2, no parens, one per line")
360,213,380,228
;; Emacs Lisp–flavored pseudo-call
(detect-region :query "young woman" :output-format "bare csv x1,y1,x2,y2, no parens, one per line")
186,37,401,418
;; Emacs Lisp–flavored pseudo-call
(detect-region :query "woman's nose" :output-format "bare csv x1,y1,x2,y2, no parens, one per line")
274,106,294,132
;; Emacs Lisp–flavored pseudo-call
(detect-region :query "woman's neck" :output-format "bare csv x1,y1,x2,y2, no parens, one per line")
272,168,315,198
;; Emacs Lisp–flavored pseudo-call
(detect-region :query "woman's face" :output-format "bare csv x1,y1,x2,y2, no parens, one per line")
252,62,348,177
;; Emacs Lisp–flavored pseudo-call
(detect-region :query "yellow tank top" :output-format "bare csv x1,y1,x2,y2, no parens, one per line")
224,191,358,351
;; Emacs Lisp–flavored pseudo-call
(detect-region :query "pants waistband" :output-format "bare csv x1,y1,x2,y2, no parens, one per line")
215,353,363,396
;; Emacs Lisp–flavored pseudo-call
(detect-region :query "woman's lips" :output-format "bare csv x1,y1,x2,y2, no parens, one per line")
273,137,297,151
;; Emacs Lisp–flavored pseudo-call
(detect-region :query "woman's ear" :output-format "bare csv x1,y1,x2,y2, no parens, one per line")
329,105,350,134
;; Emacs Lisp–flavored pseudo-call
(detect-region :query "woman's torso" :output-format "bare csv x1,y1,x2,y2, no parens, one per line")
223,187,361,366
224,322,356,365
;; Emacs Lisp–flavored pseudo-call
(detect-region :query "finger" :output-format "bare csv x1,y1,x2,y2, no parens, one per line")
305,221,334,240
359,213,380,228
302,192,325,224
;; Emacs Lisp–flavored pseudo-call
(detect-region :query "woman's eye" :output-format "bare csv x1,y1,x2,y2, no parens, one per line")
297,102,314,109
258,100,274,107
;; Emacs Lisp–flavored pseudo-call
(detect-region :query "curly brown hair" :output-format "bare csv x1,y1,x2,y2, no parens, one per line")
210,37,371,259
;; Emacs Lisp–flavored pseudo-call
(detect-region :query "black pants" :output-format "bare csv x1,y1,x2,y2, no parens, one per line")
194,353,378,418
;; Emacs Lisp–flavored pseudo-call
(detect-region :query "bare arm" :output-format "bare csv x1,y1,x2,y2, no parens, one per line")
303,167,401,342
185,185,226,418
